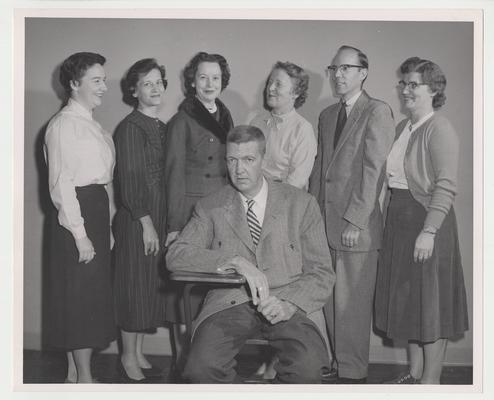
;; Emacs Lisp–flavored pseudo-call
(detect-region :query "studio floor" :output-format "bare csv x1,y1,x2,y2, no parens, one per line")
22,349,472,385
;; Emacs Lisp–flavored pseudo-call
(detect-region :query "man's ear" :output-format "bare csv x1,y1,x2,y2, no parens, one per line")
360,68,368,82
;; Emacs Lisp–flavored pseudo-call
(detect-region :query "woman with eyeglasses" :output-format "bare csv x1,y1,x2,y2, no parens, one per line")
163,52,234,378
113,58,168,383
44,52,116,383
374,57,468,384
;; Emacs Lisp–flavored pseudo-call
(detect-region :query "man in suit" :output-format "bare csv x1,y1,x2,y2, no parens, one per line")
167,125,335,384
309,45,395,383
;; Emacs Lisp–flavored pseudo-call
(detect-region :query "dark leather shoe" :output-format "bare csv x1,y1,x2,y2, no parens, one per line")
321,366,338,383
336,376,367,384
141,365,163,378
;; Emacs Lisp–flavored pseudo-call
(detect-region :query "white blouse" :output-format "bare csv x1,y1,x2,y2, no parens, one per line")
250,109,317,190
387,112,434,189
44,98,115,239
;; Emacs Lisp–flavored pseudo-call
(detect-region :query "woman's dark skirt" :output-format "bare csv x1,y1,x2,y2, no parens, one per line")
46,185,116,350
374,189,469,342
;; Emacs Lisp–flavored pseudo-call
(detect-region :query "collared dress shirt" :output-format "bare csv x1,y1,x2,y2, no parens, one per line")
250,109,317,190
238,177,268,226
342,90,362,116
44,98,115,239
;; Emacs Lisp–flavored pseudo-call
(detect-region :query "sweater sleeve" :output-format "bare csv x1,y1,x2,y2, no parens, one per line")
423,118,459,228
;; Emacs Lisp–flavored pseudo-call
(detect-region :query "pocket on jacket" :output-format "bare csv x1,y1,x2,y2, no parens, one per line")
283,242,303,278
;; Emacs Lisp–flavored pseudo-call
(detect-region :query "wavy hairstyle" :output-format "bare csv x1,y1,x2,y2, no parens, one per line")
399,57,447,109
269,61,309,109
183,52,231,97
123,58,167,107
59,52,106,96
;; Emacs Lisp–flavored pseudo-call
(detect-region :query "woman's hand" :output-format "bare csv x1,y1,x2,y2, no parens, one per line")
140,215,160,256
75,236,96,264
165,231,179,248
413,231,435,263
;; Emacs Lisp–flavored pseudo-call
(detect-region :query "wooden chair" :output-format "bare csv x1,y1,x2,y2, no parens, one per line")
169,271,269,346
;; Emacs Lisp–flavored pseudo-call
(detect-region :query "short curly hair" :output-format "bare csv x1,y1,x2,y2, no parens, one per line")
183,52,231,97
399,57,447,109
59,52,106,96
123,58,167,107
267,61,309,109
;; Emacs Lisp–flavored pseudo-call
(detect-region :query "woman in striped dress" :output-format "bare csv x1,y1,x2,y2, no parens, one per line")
113,58,168,383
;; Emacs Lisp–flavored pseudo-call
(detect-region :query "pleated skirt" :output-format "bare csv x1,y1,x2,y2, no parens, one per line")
374,189,469,342
46,185,117,350
113,184,167,332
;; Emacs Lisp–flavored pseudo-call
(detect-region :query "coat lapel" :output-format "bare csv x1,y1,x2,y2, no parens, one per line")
179,97,234,144
326,91,370,173
223,189,256,253
257,180,284,245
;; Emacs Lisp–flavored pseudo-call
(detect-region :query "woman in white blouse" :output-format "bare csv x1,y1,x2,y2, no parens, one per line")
250,61,317,190
44,52,116,383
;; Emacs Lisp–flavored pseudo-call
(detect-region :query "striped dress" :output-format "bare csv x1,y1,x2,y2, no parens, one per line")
113,109,167,331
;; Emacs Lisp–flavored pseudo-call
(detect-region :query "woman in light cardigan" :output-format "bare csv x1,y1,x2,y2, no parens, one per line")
374,57,468,384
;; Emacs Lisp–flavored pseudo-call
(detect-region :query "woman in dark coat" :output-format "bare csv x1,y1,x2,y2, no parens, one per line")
374,57,468,384
44,52,116,383
163,51,234,369
113,58,167,383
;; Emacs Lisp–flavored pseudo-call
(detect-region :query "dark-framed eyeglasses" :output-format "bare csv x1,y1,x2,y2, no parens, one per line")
326,64,364,75
398,80,427,91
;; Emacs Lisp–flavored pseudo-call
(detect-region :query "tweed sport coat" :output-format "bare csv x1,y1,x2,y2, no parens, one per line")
166,179,335,334
309,91,395,252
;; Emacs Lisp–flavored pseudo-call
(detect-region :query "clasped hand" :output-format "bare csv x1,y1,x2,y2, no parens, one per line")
218,256,297,324
257,296,298,324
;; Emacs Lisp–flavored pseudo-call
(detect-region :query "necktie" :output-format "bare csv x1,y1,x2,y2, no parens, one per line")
246,199,262,246
333,101,347,149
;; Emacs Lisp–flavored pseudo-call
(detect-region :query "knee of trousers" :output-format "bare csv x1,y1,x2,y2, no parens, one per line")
182,347,232,383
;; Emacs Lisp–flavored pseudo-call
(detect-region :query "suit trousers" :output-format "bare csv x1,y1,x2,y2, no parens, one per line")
324,248,378,379
184,302,329,383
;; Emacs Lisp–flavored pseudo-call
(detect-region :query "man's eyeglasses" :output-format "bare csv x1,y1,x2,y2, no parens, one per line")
398,80,428,91
326,64,364,75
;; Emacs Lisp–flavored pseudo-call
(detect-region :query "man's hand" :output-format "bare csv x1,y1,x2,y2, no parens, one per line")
218,256,269,305
257,296,298,324
341,222,361,248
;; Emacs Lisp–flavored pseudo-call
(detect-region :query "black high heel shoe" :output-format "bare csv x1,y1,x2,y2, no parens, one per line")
117,362,158,384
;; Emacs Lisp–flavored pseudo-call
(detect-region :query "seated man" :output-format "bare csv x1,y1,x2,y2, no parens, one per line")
166,125,335,384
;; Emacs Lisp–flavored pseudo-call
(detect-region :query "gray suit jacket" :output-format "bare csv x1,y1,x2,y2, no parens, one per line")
309,91,395,251
166,180,335,333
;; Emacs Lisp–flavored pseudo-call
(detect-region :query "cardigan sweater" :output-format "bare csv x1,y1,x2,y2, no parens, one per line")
394,114,459,229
